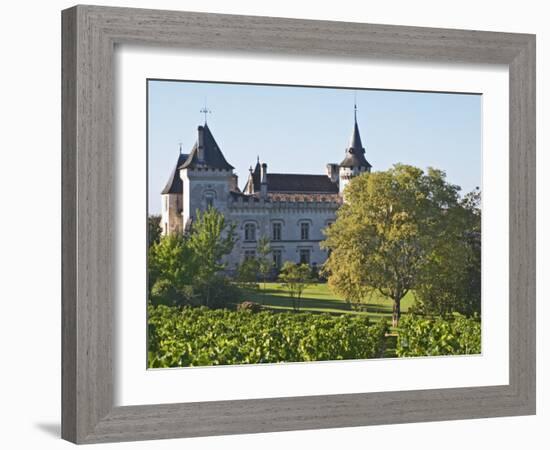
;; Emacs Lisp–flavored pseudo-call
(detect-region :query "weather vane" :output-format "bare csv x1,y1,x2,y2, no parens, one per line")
200,100,211,124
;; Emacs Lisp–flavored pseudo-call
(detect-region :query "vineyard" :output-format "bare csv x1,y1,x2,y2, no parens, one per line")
148,304,481,367
396,315,481,357
148,305,389,367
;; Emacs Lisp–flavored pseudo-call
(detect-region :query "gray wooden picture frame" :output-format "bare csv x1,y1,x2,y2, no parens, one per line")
61,5,536,444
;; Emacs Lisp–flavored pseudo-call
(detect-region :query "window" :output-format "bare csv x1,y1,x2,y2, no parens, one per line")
164,196,168,211
272,250,282,269
272,222,282,241
244,223,256,242
300,222,310,240
299,249,310,265
205,194,214,209
244,249,256,260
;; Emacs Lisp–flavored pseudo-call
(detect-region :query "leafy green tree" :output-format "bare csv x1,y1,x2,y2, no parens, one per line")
278,262,314,312
237,258,260,290
187,207,236,307
148,214,162,248
322,164,462,327
256,235,272,290
413,189,481,317
148,233,195,303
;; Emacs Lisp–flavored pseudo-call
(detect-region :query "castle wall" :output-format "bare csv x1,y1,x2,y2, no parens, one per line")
176,167,341,276
223,198,339,273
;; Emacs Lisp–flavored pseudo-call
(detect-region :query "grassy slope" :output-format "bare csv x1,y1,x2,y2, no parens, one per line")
242,282,415,323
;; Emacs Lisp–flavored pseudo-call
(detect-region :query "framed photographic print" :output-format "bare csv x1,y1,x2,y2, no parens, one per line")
61,5,536,444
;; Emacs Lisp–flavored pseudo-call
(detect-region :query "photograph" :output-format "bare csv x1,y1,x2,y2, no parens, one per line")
1,1,541,447
146,80,483,368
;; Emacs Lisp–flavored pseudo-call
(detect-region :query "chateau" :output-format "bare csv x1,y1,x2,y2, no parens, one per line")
160,111,372,272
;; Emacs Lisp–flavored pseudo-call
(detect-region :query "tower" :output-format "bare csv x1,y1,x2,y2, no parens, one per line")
160,145,187,235
178,123,236,229
338,104,372,194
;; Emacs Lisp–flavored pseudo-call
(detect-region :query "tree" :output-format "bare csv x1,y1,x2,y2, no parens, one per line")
148,233,195,303
322,164,462,327
413,188,481,317
148,214,162,248
236,257,260,290
147,208,240,308
187,207,236,307
278,262,314,311
256,235,272,290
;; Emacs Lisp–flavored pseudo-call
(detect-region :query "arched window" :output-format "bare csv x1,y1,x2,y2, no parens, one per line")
205,194,214,209
244,223,256,242
203,190,216,209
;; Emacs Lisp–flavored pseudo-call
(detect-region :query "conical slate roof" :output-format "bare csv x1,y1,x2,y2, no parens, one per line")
161,152,189,194
179,124,234,171
348,120,363,150
339,116,372,169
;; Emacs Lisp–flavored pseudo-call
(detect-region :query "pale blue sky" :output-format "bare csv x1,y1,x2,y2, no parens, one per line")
148,80,481,214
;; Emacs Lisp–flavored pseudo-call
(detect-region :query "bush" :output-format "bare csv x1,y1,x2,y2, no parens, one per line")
237,301,262,312
396,315,481,357
150,279,198,307
148,305,389,367
193,275,242,309
150,279,181,306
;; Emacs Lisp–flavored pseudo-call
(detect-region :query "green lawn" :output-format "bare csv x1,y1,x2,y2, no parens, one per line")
241,282,415,324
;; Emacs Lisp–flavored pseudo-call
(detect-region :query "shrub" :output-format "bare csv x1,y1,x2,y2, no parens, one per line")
237,301,262,312
193,275,242,309
150,279,200,307
148,305,389,367
150,279,181,306
396,315,481,357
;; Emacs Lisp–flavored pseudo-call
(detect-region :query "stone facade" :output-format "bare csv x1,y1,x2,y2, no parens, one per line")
160,115,371,272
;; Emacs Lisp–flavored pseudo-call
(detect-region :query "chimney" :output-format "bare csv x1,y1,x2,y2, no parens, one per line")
326,163,339,183
260,163,268,198
230,174,239,192
197,126,205,162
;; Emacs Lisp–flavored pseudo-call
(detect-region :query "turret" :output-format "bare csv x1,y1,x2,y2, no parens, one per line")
160,146,187,235
338,105,372,194
176,122,236,227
